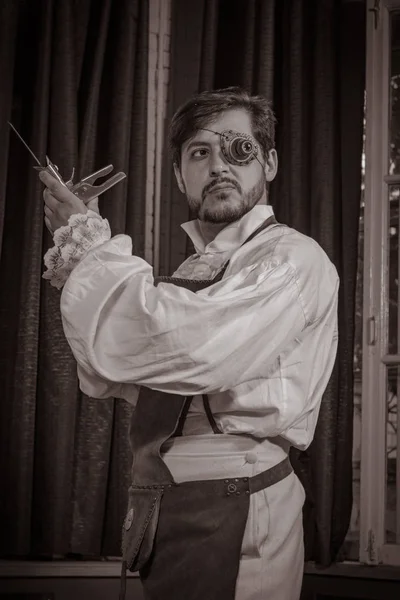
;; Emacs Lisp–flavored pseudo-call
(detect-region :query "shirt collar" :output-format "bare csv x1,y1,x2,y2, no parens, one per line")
181,205,275,255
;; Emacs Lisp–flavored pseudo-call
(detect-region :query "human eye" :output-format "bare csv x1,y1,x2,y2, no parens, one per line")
190,147,209,159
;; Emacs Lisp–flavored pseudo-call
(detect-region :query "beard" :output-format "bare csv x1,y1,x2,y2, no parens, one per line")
186,173,266,224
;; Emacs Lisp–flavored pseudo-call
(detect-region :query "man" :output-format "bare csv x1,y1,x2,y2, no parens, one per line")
40,87,339,600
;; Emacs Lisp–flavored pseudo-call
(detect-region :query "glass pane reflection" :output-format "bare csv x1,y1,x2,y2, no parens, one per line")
386,365,399,544
389,12,400,174
389,186,399,357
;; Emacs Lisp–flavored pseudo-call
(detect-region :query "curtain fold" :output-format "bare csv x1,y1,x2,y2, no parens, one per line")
161,0,365,565
0,0,148,557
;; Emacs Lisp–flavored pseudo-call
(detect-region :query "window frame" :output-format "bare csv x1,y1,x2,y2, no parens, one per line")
360,0,400,565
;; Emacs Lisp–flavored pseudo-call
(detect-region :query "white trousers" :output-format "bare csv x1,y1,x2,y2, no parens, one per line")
161,433,305,600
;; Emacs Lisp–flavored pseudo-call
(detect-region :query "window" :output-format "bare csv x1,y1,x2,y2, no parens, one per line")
357,0,400,565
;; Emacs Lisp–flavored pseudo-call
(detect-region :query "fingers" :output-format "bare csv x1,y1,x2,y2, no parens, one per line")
39,170,76,203
39,168,91,234
43,188,59,212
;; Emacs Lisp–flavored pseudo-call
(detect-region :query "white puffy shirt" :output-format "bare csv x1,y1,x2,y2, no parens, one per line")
59,205,339,450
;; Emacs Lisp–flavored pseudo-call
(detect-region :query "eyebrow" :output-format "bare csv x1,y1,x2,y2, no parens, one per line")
184,139,213,153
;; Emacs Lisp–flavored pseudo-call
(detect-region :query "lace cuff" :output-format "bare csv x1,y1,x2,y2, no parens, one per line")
42,210,112,290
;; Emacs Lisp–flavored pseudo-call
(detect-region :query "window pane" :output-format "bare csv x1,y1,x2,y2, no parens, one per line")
387,187,399,545
389,185,399,356
390,12,400,174
387,15,400,548
386,365,399,544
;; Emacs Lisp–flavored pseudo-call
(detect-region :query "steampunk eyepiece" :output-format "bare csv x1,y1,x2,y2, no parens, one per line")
220,130,259,166
197,127,261,167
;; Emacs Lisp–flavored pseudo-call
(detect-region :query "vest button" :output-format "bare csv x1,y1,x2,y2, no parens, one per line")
245,452,258,464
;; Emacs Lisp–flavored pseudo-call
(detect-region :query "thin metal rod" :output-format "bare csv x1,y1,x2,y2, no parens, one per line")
7,122,43,166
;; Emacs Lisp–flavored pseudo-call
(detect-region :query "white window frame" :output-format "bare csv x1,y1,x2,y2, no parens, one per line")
360,0,400,566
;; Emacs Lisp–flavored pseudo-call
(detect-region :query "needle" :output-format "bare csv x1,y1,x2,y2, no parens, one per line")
8,121,66,186
7,121,43,167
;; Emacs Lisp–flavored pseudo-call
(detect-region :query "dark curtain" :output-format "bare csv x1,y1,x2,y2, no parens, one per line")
0,0,148,557
160,0,365,566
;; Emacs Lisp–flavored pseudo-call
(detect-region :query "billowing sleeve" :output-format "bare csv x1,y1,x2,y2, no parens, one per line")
60,232,339,398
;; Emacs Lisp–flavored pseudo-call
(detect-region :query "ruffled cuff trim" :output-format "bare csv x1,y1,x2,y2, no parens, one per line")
42,210,111,290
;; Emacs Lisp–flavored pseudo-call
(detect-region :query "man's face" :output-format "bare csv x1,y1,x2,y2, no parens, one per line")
174,109,278,223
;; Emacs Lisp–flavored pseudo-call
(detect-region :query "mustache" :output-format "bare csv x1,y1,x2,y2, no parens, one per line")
202,177,242,200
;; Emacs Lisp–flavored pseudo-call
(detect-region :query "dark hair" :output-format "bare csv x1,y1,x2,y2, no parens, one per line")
169,86,277,167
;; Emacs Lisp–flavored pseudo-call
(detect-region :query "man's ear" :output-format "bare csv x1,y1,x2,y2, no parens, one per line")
173,162,185,194
263,149,278,182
